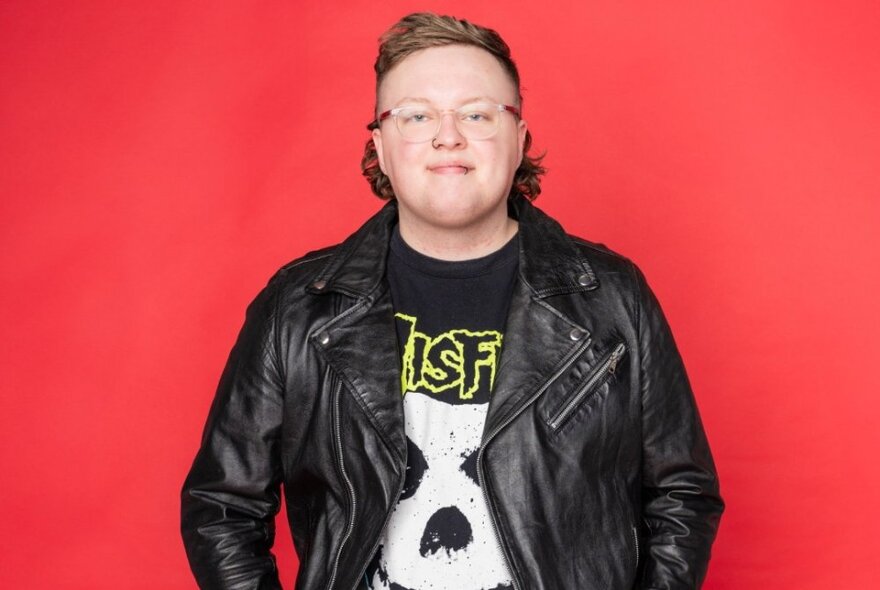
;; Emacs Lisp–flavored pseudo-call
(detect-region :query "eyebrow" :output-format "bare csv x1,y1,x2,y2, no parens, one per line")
391,96,502,108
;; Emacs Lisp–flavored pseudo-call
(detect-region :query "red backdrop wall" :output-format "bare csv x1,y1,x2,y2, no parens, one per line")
2,1,878,588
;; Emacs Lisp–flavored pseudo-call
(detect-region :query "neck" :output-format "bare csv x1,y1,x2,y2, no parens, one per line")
397,214,519,261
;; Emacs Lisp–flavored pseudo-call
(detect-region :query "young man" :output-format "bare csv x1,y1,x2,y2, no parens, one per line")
182,13,723,590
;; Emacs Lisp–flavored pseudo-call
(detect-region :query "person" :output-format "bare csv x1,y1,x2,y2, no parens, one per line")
181,12,723,590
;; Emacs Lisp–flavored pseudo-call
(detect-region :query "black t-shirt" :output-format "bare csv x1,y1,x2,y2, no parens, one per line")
365,226,518,590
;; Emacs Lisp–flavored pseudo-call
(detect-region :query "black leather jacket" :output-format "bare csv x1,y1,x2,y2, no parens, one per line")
181,196,723,590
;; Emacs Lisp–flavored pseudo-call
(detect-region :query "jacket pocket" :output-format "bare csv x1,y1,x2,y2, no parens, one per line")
547,342,627,431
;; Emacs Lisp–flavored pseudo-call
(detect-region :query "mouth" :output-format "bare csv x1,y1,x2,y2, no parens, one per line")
428,163,472,175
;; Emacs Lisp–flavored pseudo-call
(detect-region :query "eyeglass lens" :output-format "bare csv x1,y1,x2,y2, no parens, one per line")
395,104,502,141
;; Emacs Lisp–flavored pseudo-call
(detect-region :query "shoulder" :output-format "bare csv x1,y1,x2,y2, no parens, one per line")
276,244,338,281
568,234,634,269
566,234,645,293
261,244,341,303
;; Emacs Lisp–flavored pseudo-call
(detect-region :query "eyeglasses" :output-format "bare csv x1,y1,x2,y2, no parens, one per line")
376,103,520,142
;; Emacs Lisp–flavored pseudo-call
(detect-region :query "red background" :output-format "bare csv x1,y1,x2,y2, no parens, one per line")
2,1,878,588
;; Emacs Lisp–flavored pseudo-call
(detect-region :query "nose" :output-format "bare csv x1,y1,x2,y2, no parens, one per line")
432,112,466,149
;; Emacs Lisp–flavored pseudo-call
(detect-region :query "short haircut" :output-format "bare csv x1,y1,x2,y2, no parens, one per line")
361,12,545,201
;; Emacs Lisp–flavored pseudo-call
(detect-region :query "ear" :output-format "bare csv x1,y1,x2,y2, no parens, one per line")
516,118,528,166
372,127,387,174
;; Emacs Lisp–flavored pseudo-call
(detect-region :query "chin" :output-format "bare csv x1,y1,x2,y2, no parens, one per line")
427,195,504,225
427,207,495,231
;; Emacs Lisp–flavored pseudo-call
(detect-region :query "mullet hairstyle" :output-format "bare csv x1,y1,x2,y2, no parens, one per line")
361,12,546,201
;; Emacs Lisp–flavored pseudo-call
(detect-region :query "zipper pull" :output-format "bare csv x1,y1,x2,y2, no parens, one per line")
607,343,626,375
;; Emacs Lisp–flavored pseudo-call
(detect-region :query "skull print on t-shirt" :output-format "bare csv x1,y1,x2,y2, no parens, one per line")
367,229,519,590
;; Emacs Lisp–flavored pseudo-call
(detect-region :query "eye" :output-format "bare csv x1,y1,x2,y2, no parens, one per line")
458,447,480,486
459,105,496,124
399,108,434,125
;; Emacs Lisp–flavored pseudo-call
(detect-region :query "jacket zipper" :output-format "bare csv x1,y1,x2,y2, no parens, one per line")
476,333,593,590
316,295,407,590
547,342,627,430
349,446,407,590
632,525,640,568
317,297,373,590
326,378,357,590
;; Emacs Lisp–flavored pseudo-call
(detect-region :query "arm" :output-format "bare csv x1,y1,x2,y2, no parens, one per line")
181,279,285,589
632,264,724,589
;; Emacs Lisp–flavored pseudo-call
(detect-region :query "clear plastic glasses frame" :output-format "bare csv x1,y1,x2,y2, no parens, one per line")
376,103,520,142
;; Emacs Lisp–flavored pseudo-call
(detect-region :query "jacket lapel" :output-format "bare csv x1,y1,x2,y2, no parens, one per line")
483,279,592,436
316,286,406,460
308,201,406,460
484,198,600,435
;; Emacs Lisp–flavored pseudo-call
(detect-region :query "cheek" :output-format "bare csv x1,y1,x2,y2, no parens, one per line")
384,145,428,190
480,144,520,178
395,145,427,172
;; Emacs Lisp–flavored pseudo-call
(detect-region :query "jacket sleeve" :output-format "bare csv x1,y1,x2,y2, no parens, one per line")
181,278,286,590
631,264,724,589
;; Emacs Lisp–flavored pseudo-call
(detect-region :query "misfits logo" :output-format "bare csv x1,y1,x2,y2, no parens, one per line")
366,315,513,590
395,313,503,402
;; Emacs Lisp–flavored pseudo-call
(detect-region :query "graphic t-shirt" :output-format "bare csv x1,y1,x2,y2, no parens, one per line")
365,226,518,590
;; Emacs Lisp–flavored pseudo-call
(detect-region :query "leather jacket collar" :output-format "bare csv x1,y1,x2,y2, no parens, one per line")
305,195,598,300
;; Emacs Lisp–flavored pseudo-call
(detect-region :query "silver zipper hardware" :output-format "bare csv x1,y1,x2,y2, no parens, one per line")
349,433,407,590
313,292,408,590
631,525,640,568
548,342,627,430
326,378,357,590
313,296,373,590
476,332,594,590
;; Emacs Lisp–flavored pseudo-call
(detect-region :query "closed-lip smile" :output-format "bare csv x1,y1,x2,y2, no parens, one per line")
428,161,472,174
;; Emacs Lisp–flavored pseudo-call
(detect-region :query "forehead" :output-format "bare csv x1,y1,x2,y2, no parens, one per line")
378,44,517,107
